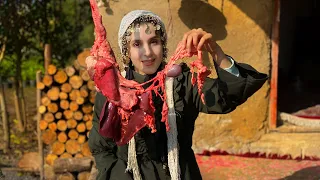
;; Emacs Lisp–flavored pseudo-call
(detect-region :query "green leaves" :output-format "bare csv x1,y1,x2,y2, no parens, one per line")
0,0,94,80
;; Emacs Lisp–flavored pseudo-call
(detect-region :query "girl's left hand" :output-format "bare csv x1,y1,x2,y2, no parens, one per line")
181,28,219,55
181,28,231,68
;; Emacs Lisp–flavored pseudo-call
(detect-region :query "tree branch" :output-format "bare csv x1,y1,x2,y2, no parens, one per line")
0,37,7,62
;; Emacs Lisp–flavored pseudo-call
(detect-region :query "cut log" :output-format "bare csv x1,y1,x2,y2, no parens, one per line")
73,59,82,71
89,91,96,104
17,152,41,171
38,105,47,114
79,85,89,98
48,122,57,131
37,82,45,90
52,141,66,155
39,120,48,130
77,49,90,69
56,172,75,180
76,96,85,105
69,101,79,111
69,90,80,101
78,171,91,180
88,165,98,180
65,66,76,77
81,142,91,157
60,100,70,110
73,111,83,121
47,64,57,75
87,80,96,91
46,153,58,166
57,132,68,143
82,104,93,114
44,112,54,123
41,96,51,106
61,83,72,93
59,92,68,100
69,75,83,89
63,110,73,120
47,87,60,101
54,70,68,84
44,164,56,180
80,69,90,81
85,121,92,131
55,112,63,120
77,135,86,144
53,157,92,173
65,140,81,155
83,114,93,122
76,122,86,133
42,75,53,87
57,120,67,131
74,153,84,158
86,131,90,138
47,103,58,113
60,152,72,159
68,129,79,140
67,119,77,129
42,129,57,145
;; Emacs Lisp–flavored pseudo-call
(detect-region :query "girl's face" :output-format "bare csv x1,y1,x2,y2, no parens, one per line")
128,23,163,75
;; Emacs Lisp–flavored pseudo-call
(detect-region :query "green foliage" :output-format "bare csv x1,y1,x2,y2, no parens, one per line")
0,57,15,80
79,23,95,50
0,0,94,81
21,57,45,80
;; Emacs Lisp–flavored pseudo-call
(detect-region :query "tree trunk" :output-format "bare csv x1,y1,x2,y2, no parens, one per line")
44,44,52,75
0,83,10,153
14,52,25,132
19,80,27,130
14,79,24,132
53,157,92,173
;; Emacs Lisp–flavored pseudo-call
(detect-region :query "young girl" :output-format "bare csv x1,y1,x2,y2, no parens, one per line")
88,10,267,180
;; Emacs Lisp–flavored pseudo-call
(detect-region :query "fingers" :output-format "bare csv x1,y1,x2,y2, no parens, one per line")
197,33,212,51
182,31,192,49
186,33,194,53
182,28,214,53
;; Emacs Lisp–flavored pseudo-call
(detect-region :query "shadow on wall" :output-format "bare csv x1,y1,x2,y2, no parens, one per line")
178,0,227,67
278,166,320,180
228,0,273,38
178,0,227,41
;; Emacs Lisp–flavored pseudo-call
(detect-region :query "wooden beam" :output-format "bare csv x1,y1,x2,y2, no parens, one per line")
269,0,280,129
36,70,44,180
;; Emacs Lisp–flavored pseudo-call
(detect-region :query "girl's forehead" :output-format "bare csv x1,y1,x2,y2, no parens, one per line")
130,23,160,40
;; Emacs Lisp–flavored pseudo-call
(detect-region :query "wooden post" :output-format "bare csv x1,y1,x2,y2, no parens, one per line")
269,0,280,129
0,81,10,153
36,70,44,180
44,44,52,75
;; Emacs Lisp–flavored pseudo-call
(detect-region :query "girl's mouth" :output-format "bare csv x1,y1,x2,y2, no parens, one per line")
142,59,155,66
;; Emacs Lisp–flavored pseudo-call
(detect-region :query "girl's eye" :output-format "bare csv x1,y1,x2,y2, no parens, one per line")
132,42,140,47
151,40,159,44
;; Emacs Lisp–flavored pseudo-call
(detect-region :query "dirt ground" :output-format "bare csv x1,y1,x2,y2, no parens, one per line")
1,87,320,180
197,154,320,180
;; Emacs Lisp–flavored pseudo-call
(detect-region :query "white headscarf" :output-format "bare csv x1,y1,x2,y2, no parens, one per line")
118,10,166,55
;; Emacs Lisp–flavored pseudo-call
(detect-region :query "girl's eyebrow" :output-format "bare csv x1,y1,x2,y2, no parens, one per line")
131,34,160,40
131,39,142,43
150,35,160,40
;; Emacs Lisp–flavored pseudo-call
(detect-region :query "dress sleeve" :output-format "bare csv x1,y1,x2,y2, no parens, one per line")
180,58,268,114
88,92,118,179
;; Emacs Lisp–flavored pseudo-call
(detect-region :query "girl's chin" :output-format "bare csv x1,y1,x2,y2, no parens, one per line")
142,68,157,75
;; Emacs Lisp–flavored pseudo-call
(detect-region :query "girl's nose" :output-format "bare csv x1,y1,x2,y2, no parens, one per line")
143,44,153,57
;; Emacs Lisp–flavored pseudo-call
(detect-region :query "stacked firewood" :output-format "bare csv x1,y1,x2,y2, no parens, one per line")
37,60,96,167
